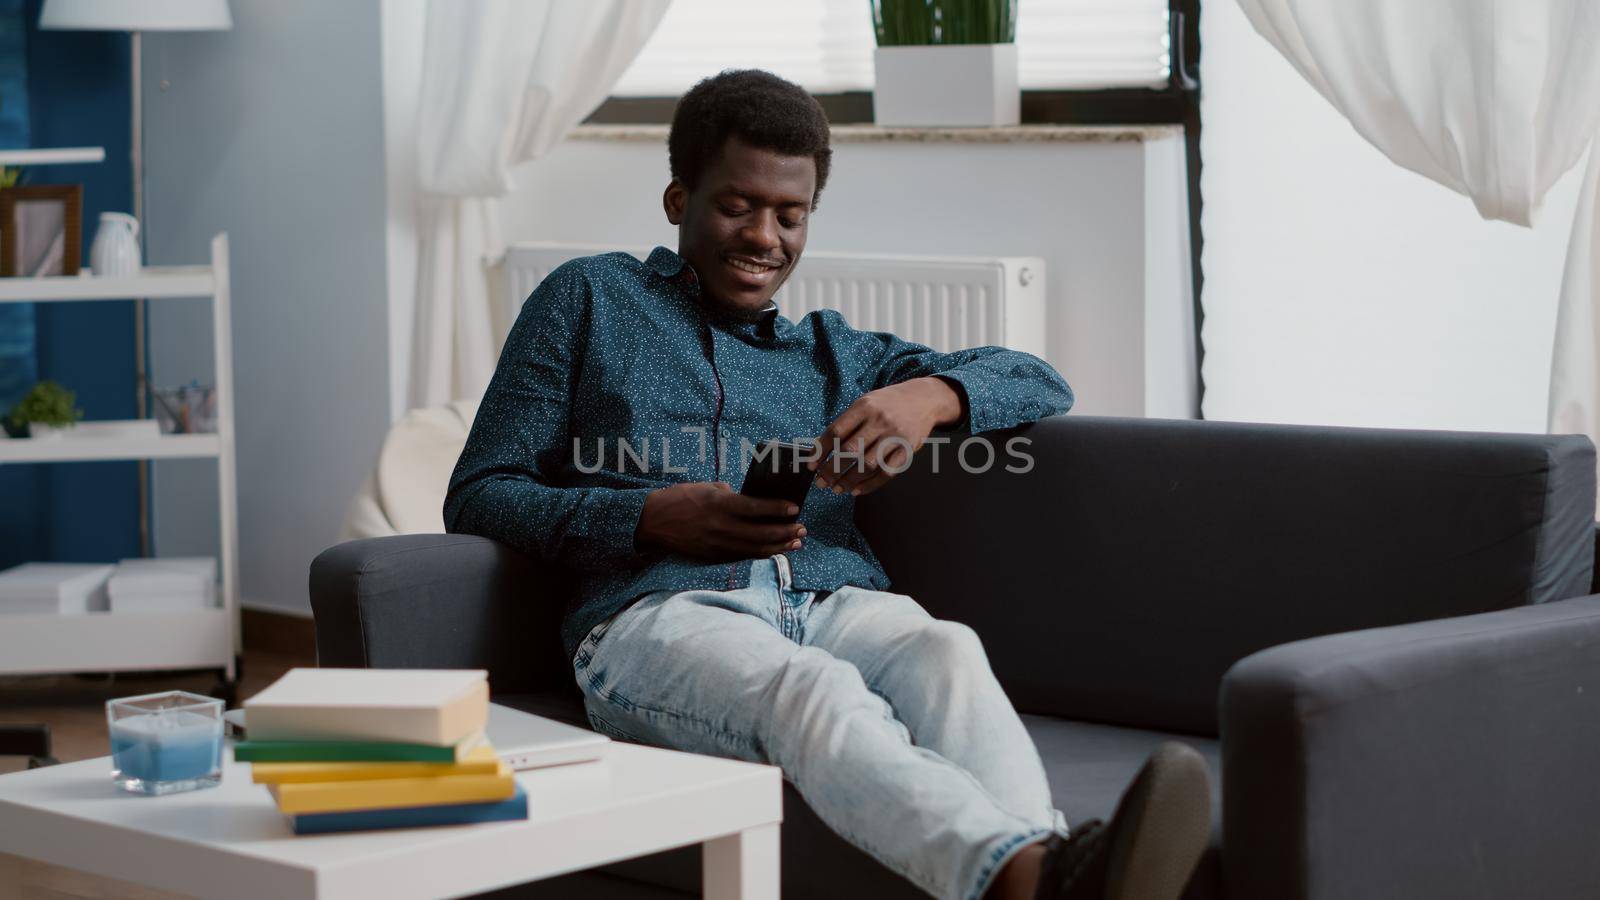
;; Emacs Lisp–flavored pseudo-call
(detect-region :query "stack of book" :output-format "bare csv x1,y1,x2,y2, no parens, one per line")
237,668,526,835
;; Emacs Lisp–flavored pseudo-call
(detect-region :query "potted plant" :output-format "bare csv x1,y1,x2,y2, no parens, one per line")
872,0,1020,127
5,380,83,439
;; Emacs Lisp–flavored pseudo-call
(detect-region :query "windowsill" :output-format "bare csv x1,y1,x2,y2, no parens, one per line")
567,124,1181,144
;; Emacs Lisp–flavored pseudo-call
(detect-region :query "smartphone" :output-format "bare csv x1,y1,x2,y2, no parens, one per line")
739,439,819,518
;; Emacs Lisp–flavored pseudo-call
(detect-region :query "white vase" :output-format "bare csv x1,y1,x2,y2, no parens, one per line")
90,212,142,277
873,44,1020,127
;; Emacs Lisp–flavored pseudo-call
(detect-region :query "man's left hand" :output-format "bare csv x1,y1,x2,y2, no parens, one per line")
811,376,964,497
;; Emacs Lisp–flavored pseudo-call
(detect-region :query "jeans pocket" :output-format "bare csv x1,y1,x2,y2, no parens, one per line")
585,707,644,744
573,615,618,671
587,614,617,647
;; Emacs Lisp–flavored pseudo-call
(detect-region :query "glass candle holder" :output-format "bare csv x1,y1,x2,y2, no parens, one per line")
106,691,224,796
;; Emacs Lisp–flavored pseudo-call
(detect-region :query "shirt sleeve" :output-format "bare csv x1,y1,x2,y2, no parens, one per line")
443,263,653,571
848,319,1075,433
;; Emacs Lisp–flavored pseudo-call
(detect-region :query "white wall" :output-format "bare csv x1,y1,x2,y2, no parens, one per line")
1200,0,1583,433
142,0,392,617
1144,134,1200,418
499,131,1193,418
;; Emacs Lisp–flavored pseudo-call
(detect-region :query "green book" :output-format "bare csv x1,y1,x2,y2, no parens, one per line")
233,733,481,763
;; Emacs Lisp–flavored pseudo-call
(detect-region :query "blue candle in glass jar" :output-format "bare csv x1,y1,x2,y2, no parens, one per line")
106,691,224,795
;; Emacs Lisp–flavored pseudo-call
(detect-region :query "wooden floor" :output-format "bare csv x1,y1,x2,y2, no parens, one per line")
0,648,312,899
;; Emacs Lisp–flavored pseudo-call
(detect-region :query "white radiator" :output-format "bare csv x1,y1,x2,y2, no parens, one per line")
504,243,1046,357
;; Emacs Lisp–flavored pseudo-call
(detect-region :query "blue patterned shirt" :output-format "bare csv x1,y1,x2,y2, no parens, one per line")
445,247,1074,658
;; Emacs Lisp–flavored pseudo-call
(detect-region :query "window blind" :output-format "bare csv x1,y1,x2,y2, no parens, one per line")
610,0,1171,98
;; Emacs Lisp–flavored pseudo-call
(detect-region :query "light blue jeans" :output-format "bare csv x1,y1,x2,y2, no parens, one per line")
572,556,1065,900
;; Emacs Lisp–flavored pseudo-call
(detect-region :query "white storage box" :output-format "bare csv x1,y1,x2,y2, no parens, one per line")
0,563,114,614
108,557,218,613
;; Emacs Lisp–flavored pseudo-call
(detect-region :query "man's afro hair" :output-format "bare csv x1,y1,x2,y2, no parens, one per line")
669,69,832,209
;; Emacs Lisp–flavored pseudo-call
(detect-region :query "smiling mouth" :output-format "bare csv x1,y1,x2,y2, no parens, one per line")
726,255,783,276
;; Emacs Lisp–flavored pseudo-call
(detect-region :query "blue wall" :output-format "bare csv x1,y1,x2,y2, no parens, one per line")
0,0,138,568
0,0,37,424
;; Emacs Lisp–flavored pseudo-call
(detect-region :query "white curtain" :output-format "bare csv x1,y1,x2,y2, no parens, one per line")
1236,1,1600,479
1237,1,1600,226
1550,153,1600,449
411,0,671,407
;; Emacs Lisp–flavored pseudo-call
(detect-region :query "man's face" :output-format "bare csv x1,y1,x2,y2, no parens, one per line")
665,135,816,319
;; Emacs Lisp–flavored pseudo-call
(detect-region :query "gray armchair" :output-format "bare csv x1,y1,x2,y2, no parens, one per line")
310,416,1600,900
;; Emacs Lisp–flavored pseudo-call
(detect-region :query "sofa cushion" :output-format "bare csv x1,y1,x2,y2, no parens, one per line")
1031,718,1222,900
493,695,1224,900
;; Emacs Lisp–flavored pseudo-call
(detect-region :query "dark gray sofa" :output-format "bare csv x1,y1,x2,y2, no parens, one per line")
309,415,1600,900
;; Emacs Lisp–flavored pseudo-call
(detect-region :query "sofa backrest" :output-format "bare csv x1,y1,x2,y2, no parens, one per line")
854,415,1596,736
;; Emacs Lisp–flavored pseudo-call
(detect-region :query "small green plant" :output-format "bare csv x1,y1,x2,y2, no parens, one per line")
6,381,83,434
873,0,1017,46
0,166,18,189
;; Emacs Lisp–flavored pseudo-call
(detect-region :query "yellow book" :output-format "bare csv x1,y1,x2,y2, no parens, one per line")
267,761,515,814
251,744,500,785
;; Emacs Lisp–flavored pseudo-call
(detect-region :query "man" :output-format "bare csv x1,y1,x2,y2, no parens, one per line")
446,70,1209,900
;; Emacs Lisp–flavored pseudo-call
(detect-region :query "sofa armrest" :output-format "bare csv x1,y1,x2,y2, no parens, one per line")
1220,595,1600,900
309,534,575,695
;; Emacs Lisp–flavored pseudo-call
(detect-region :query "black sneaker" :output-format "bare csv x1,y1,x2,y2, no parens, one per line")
1034,742,1211,900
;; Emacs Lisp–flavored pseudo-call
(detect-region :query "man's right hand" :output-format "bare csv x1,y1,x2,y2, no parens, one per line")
635,482,805,561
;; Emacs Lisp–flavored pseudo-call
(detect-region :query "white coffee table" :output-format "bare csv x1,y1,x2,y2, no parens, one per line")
0,741,781,899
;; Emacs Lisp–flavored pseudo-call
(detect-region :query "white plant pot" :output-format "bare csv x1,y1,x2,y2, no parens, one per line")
873,44,1020,127
28,423,71,440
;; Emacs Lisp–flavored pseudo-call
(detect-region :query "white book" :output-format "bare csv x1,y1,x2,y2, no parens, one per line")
0,563,113,614
244,668,490,746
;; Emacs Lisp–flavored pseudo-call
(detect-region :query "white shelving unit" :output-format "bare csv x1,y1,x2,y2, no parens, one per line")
0,234,239,695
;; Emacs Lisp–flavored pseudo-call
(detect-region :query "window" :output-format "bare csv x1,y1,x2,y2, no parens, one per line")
597,0,1205,393
610,0,1172,98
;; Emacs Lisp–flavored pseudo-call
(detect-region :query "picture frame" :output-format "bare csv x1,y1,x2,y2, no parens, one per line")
0,184,83,277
